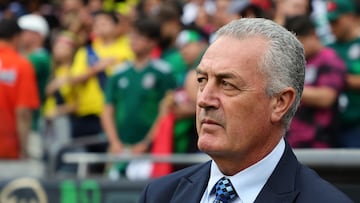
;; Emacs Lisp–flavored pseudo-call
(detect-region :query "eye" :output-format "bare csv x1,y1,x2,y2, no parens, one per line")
197,77,207,84
221,80,236,90
197,77,207,90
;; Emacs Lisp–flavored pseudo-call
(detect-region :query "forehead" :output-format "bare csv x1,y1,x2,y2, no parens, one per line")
198,35,268,75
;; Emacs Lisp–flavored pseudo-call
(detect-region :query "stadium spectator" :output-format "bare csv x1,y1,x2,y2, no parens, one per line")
326,0,360,148
156,2,187,87
69,11,133,140
43,31,78,167
0,17,39,159
101,17,176,175
285,15,346,148
59,0,93,46
18,14,51,136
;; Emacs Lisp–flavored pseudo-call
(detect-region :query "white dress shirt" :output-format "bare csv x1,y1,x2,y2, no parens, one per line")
200,138,285,203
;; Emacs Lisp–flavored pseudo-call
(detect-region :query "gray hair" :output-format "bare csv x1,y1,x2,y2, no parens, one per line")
216,18,305,129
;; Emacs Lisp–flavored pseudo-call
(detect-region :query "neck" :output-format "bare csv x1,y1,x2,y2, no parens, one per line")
22,43,42,55
57,59,72,67
0,40,14,47
212,135,282,176
101,35,117,45
134,54,151,70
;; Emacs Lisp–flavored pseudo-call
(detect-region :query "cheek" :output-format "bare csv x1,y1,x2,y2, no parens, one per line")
225,97,270,132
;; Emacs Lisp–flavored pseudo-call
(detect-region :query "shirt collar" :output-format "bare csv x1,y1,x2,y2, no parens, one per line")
207,138,285,203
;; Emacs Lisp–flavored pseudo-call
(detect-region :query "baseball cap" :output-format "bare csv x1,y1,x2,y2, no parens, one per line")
18,14,49,37
326,0,355,22
176,30,203,48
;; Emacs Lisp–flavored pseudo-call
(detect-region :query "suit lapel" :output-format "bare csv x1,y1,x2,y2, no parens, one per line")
255,141,300,203
171,161,211,203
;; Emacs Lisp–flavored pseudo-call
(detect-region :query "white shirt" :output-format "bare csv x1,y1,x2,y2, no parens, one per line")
200,138,285,203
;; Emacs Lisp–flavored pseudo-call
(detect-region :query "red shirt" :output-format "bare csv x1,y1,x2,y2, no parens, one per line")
0,43,39,158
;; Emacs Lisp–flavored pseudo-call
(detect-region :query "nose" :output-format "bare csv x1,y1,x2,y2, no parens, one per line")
197,81,220,110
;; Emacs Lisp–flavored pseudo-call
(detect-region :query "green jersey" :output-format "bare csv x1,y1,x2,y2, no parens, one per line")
329,38,360,126
105,60,176,144
28,48,51,131
161,47,187,87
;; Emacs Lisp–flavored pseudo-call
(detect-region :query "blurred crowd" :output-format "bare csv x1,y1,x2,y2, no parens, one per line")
1,0,360,178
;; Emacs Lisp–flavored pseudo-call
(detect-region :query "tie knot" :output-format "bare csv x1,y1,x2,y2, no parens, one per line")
213,177,237,203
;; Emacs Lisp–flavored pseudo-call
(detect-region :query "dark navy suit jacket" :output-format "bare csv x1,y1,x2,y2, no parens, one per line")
138,142,354,203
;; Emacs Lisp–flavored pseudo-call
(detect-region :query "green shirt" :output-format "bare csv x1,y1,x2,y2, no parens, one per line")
329,38,360,126
105,60,176,144
28,48,51,130
161,47,187,87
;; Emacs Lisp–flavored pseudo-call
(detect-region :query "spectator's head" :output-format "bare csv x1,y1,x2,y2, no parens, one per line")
136,0,162,17
92,10,120,40
18,14,49,37
326,0,358,42
176,29,208,66
156,2,183,49
284,15,320,58
52,31,77,65
130,17,161,57
0,17,22,40
86,0,103,14
17,14,49,52
327,0,355,22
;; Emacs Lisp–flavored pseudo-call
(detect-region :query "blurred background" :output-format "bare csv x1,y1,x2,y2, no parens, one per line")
1,0,360,202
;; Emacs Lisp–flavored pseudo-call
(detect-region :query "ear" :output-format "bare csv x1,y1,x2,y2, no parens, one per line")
270,87,296,123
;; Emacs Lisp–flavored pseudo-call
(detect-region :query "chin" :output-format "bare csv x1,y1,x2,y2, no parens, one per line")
197,135,222,153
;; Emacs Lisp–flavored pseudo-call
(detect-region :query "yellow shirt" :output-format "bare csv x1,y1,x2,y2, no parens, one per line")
44,65,75,117
70,36,134,116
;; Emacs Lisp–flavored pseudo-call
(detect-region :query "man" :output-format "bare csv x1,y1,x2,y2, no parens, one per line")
284,15,346,148
156,2,187,87
139,18,353,203
0,17,39,159
18,14,51,132
18,14,51,158
326,0,360,147
101,17,176,175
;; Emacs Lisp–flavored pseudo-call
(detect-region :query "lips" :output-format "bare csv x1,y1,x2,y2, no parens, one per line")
201,118,221,126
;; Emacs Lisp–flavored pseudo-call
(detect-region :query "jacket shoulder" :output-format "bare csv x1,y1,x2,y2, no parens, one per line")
138,161,211,203
295,165,354,203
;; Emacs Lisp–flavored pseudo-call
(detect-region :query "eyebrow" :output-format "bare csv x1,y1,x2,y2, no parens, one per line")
196,68,238,79
195,68,206,75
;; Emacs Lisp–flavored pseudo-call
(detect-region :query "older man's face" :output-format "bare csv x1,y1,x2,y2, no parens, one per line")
196,35,276,161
